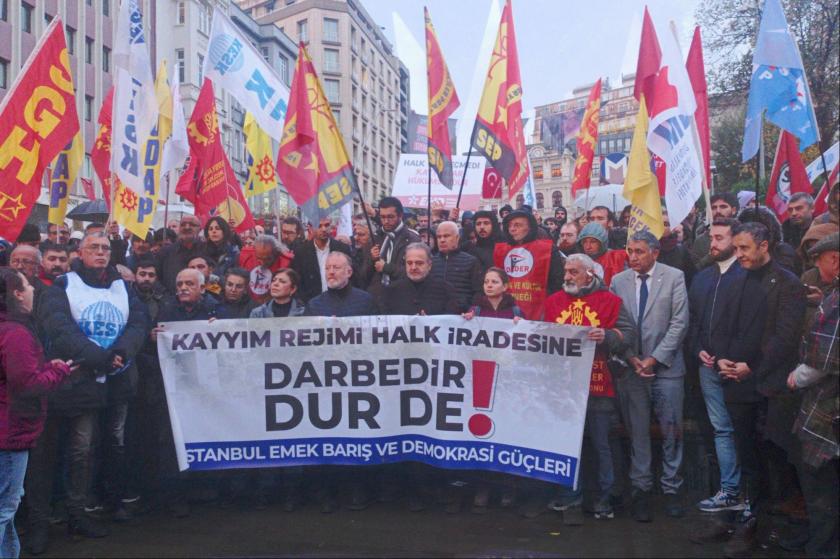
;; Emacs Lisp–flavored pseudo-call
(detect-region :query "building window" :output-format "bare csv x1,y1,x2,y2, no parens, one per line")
323,18,339,42
297,20,308,43
86,0,92,5
103,0,109,16
0,1,7,22
66,27,76,55
197,53,204,83
536,192,545,209
198,3,211,35
85,37,94,64
332,108,340,124
278,55,289,84
21,2,33,33
260,46,269,62
176,49,185,82
102,46,110,72
84,95,93,121
552,191,562,208
176,1,185,25
551,163,562,178
324,48,339,73
0,58,8,88
323,79,340,104
533,166,544,180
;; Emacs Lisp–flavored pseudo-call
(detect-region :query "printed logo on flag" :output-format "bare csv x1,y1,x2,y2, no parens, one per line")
504,247,534,278
775,163,792,203
209,34,244,75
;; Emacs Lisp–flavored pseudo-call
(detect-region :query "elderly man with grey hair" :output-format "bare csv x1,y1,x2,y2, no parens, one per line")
429,221,483,312
380,242,459,315
610,229,689,522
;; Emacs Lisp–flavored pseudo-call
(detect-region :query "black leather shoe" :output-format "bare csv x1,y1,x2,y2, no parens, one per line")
778,530,809,552
26,522,50,556
68,515,109,539
663,492,685,518
690,518,733,544
631,490,652,523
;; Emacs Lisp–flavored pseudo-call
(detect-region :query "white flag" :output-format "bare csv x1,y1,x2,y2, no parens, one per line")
805,141,839,183
161,70,189,177
203,8,290,140
111,0,158,194
645,23,704,227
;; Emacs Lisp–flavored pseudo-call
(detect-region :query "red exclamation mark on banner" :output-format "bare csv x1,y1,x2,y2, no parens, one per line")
468,360,498,438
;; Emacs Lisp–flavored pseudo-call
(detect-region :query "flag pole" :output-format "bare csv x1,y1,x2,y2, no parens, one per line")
426,132,433,243
349,166,376,241
163,173,170,229
455,121,478,209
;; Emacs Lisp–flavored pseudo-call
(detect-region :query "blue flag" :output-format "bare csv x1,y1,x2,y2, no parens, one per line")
742,0,819,162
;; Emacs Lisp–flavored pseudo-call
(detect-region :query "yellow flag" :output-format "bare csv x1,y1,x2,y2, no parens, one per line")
244,111,277,197
112,62,170,237
623,95,664,239
48,133,84,226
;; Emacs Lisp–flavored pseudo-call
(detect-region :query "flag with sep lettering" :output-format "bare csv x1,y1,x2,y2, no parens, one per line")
425,6,460,189
277,44,356,222
0,18,79,240
472,0,529,199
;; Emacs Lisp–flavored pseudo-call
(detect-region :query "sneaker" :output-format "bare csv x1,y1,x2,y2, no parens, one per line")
593,506,615,520
697,490,746,512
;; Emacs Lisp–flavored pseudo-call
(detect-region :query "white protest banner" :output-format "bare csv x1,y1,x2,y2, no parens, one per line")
204,8,290,140
391,155,485,211
158,315,595,488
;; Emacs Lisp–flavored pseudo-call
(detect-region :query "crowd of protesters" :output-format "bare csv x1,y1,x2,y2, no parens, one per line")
0,183,838,558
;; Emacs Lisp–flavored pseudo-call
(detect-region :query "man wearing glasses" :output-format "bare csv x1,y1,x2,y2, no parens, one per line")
27,232,149,552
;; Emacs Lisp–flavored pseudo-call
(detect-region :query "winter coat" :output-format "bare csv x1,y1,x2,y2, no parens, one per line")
215,295,257,319
292,239,352,303
429,249,483,313
469,293,523,319
250,299,306,318
1,313,72,450
687,260,747,363
379,276,460,315
466,210,502,272
370,223,422,286
156,239,207,293
38,264,149,411
206,242,240,278
305,283,375,317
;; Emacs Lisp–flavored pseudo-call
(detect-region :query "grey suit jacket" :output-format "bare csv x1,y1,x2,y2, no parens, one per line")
610,262,689,378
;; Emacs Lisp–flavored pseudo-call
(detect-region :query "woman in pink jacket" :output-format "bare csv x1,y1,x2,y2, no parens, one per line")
0,267,74,558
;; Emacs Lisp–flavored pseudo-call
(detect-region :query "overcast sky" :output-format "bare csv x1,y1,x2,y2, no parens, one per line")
362,0,700,117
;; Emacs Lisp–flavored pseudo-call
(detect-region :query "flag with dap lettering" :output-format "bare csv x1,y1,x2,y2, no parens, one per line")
571,79,601,197
742,0,819,162
0,18,79,240
244,112,278,197
425,6,460,189
111,0,158,195
176,79,255,232
48,133,84,225
472,0,529,199
277,44,356,222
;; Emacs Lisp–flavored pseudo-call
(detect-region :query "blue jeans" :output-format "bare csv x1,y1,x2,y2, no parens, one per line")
0,450,28,559
698,365,740,495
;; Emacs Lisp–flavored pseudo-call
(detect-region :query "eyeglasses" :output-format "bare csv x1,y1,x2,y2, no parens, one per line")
10,258,37,266
83,244,112,253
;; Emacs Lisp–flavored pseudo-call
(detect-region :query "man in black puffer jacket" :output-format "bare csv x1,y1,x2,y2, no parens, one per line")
28,232,148,551
467,210,501,273
380,242,459,315
430,221,483,312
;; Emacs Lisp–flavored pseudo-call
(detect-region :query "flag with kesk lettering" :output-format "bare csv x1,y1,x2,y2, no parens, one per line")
0,18,79,240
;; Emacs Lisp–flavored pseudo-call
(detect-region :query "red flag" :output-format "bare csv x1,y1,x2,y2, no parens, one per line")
80,177,96,201
653,154,667,196
472,0,529,199
0,19,79,240
481,166,502,199
686,26,711,189
91,87,115,208
277,44,355,221
634,6,662,110
571,79,602,197
812,163,839,216
425,7,460,189
766,131,812,220
175,79,254,232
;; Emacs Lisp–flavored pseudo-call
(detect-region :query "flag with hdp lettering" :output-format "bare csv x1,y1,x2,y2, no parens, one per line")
742,0,819,162
176,79,255,232
472,0,529,199
425,6,460,189
0,18,79,241
277,44,355,223
204,8,290,140
571,79,601,197
48,133,84,226
111,0,158,195
244,112,278,197
643,17,704,228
